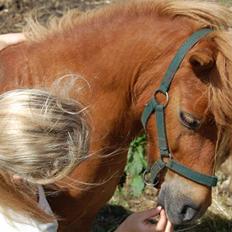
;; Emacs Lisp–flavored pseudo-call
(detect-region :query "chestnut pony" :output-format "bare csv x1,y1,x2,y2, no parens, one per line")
1,0,232,231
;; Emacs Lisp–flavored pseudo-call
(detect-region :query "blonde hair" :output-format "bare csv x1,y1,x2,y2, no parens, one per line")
0,88,89,223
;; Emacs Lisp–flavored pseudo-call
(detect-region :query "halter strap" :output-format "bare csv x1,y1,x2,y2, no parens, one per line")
141,28,218,188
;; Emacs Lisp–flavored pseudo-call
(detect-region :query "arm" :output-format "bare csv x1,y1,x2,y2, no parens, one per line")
0,33,25,51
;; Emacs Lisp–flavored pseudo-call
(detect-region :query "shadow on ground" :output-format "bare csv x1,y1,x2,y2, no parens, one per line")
92,204,131,232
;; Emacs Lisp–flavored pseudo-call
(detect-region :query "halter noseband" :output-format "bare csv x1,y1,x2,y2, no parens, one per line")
141,28,218,188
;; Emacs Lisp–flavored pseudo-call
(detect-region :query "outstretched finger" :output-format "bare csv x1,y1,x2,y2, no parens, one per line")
156,209,167,231
138,206,162,220
165,220,174,232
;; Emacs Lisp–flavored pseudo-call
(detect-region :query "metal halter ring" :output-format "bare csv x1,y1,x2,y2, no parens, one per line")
143,169,160,187
154,89,169,107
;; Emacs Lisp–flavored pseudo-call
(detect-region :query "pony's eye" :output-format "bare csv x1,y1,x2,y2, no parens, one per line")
179,111,201,130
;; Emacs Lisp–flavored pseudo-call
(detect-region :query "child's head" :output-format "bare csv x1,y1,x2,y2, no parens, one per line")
0,89,89,184
0,88,89,222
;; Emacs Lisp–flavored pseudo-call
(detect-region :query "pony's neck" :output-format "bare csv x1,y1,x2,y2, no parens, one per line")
0,12,197,146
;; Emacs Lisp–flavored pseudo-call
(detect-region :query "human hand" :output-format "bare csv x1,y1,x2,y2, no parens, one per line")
0,33,25,51
115,206,174,232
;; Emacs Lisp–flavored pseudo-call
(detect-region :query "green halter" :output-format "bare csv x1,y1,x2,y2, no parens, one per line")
141,28,218,188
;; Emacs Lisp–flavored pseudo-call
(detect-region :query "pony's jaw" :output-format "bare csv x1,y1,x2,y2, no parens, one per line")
157,178,211,225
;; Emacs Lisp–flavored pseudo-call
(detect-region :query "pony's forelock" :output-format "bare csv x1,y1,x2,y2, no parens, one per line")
209,30,232,128
206,30,232,162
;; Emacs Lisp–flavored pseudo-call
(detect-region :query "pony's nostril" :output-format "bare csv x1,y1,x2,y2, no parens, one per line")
181,205,198,222
180,205,188,215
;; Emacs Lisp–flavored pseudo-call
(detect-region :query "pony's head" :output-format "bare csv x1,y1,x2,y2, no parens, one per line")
144,37,218,225
132,1,232,225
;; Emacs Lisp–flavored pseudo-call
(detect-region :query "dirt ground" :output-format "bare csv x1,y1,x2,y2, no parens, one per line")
0,0,232,231
0,0,112,33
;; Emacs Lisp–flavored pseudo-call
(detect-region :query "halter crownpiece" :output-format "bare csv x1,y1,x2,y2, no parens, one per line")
141,28,218,188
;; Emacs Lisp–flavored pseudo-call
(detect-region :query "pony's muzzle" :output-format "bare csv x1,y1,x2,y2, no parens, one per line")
157,181,209,225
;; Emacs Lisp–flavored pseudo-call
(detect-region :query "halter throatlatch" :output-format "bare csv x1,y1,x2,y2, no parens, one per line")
141,28,218,188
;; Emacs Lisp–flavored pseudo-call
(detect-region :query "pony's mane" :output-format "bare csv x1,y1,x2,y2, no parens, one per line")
24,0,232,41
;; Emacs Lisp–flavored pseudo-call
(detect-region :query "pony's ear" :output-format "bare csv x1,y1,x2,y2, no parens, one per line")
189,51,214,72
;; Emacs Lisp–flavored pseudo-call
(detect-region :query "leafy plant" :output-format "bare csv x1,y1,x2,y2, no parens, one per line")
125,135,147,197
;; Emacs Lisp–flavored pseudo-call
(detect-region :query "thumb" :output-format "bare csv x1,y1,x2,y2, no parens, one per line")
138,206,162,220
